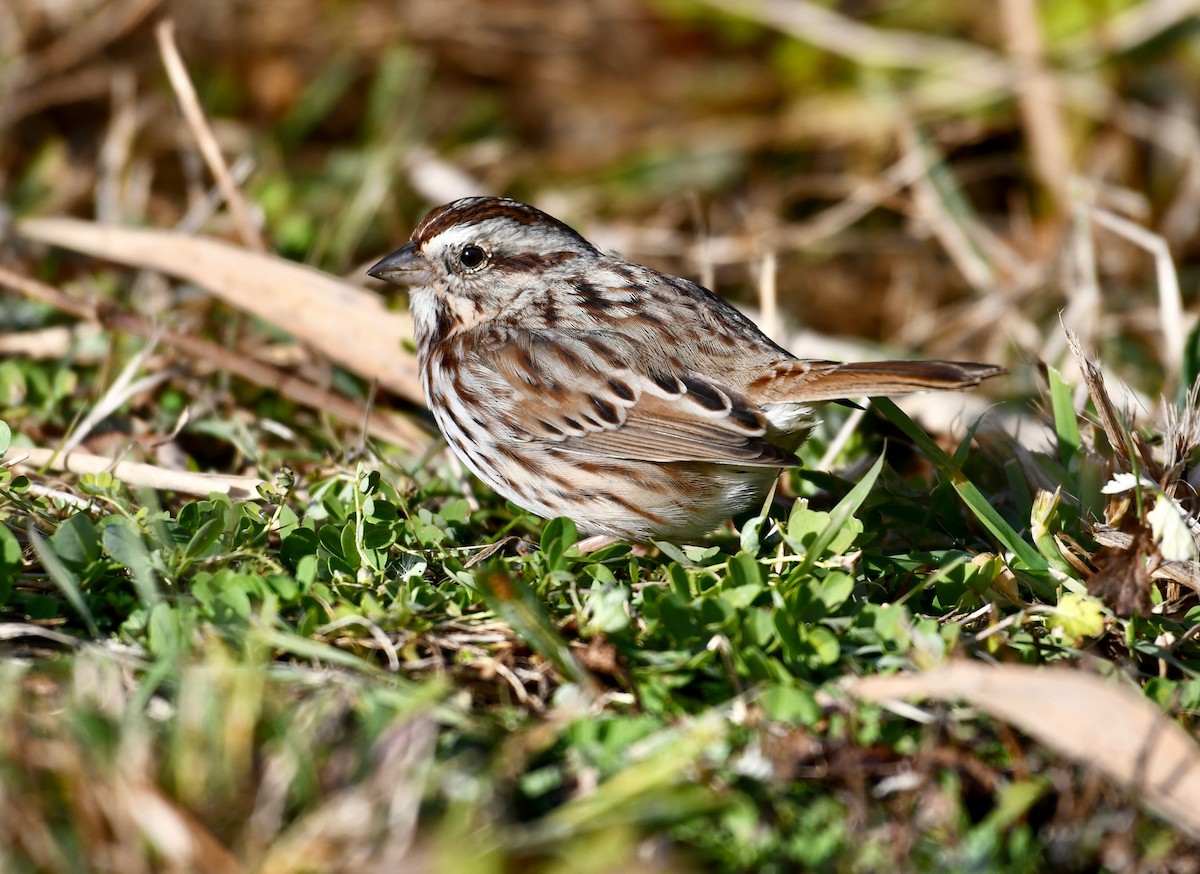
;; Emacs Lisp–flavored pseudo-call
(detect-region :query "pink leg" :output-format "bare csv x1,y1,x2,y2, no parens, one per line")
575,534,647,556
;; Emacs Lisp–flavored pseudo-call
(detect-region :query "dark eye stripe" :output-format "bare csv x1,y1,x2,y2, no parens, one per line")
488,252,579,272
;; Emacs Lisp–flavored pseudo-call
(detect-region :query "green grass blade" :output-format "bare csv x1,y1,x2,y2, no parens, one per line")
1047,366,1081,472
257,625,393,677
871,398,1056,598
792,452,884,579
476,562,600,699
1179,317,1200,405
28,524,99,637
545,712,724,832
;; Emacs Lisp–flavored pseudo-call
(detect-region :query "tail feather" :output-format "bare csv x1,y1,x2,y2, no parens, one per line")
750,359,1005,403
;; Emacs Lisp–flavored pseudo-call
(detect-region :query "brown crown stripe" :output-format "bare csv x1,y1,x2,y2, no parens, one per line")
413,196,596,252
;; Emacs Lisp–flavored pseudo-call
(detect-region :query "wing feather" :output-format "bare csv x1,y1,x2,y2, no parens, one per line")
475,330,800,468
749,359,1006,403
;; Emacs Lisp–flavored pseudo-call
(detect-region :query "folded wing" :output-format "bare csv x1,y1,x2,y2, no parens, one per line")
475,330,801,468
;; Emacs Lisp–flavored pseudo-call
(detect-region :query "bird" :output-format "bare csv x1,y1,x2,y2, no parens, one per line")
368,196,1003,543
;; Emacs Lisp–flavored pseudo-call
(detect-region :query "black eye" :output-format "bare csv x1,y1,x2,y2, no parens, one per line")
459,245,486,269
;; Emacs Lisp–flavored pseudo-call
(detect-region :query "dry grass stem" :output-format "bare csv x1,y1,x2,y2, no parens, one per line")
155,20,266,252
317,616,400,672
0,264,430,452
1061,0,1200,57
756,250,779,342
14,219,423,402
0,325,103,359
900,120,997,295
1088,207,1188,383
1046,191,1104,366
96,69,140,225
58,335,168,456
697,0,1006,80
817,404,867,471
403,144,488,206
1000,0,1071,212
10,446,266,499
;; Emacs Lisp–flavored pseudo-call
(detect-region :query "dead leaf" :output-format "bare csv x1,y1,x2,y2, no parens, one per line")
1094,527,1200,595
848,662,1200,840
15,218,423,404
1087,526,1155,617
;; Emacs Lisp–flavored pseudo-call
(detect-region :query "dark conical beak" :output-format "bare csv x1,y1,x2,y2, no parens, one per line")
367,241,434,286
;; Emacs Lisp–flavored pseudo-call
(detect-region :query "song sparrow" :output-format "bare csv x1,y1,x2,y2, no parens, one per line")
368,197,1003,542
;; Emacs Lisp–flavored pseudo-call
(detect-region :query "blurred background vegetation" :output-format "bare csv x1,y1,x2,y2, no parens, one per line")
4,0,1200,871
6,0,1198,371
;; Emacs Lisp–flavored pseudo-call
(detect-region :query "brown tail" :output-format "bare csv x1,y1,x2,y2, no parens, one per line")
750,359,1005,403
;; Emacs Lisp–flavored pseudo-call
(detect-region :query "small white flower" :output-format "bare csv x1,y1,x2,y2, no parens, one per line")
1147,496,1199,562
1101,472,1156,494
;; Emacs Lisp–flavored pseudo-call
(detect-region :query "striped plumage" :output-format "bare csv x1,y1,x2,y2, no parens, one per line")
369,197,1003,542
